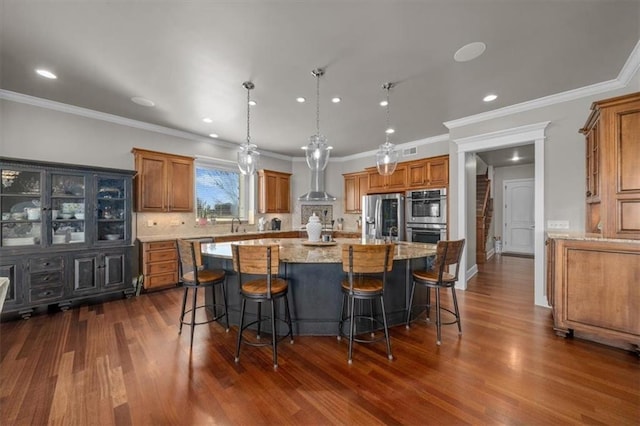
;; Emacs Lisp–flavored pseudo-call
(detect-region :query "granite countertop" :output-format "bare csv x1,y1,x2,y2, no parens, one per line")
136,229,361,243
136,229,298,243
546,232,640,244
201,238,436,263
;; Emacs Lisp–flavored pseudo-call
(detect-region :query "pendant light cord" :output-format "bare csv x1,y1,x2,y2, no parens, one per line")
246,84,251,145
385,84,391,144
315,70,321,136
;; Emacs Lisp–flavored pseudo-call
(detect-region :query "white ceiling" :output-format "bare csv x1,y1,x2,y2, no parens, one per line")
2,1,638,158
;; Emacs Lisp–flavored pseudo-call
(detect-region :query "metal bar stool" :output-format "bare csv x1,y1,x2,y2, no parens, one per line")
405,239,465,345
337,243,394,364
176,239,229,349
232,244,293,369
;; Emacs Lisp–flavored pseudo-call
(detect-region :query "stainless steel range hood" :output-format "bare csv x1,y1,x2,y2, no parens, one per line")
298,169,336,201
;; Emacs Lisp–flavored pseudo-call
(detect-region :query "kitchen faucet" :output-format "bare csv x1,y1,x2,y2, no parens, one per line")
231,217,241,233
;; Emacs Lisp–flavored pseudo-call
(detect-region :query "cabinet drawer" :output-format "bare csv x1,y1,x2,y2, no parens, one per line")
29,285,64,303
147,241,176,251
30,271,63,287
146,250,177,263
29,256,63,272
145,272,178,289
146,260,177,275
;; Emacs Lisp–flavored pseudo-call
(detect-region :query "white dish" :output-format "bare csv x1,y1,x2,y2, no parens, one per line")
60,213,74,219
70,232,85,241
105,234,121,240
2,237,36,246
75,213,85,220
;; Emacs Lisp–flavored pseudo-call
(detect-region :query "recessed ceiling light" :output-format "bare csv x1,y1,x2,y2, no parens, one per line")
296,97,306,103
454,42,486,62
131,97,155,107
202,117,213,123
380,100,388,107
331,97,341,103
35,68,57,79
483,93,498,102
248,100,257,106
385,128,395,134
209,133,219,138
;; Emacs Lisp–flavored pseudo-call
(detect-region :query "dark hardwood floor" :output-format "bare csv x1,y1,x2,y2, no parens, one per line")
1,255,638,425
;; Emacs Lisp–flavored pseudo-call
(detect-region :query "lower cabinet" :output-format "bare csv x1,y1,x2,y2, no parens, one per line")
0,248,133,319
71,249,129,296
548,237,639,353
140,240,179,291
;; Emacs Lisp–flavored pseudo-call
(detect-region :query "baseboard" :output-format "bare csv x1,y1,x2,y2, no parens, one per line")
466,263,478,282
486,248,495,260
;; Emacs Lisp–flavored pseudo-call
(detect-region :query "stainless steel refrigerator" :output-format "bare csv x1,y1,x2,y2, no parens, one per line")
361,193,405,241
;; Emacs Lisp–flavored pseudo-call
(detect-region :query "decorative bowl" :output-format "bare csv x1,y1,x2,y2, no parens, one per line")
105,234,121,241
60,213,74,219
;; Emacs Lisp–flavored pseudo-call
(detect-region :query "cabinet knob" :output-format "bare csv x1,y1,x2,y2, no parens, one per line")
586,191,592,197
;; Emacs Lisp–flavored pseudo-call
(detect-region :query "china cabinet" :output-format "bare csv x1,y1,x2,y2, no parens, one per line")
0,157,134,318
132,148,194,212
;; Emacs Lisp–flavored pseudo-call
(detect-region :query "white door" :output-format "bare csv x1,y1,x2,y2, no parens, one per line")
503,179,535,254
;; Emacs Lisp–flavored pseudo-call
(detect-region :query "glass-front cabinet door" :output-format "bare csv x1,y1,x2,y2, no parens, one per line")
50,173,86,245
1,167,44,248
96,176,128,243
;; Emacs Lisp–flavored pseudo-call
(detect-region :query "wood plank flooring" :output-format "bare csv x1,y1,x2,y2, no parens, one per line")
1,255,638,425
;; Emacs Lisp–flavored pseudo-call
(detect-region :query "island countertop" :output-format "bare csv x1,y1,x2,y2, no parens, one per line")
201,238,436,263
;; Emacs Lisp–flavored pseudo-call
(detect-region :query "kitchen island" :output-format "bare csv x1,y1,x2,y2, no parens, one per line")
201,238,437,335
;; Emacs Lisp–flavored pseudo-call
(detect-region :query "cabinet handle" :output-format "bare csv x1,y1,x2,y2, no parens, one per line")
586,191,592,197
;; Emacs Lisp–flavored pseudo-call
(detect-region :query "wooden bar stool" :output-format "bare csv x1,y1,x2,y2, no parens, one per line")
232,244,294,369
176,239,229,349
405,239,465,345
338,243,394,364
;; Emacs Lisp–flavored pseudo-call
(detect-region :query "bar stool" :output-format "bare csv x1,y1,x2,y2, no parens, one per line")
338,243,394,364
176,239,229,349
232,244,293,369
405,239,465,345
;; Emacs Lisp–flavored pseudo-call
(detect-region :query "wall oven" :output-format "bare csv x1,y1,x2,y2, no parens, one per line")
406,223,447,244
406,188,447,225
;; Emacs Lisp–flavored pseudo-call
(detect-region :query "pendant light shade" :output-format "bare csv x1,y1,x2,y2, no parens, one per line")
302,68,333,171
237,81,260,175
376,82,399,176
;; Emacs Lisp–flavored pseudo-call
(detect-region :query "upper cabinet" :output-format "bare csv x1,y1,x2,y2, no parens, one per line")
258,169,291,214
580,92,640,239
132,148,194,212
406,156,449,189
343,171,368,213
366,165,407,194
360,155,449,195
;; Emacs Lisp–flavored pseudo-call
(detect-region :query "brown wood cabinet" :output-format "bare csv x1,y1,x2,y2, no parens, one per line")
580,92,640,239
365,165,407,194
257,170,291,214
406,156,449,188
140,240,179,291
132,148,194,212
547,237,639,353
343,171,368,213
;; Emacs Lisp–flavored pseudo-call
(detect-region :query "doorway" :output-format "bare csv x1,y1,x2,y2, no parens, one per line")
503,178,535,255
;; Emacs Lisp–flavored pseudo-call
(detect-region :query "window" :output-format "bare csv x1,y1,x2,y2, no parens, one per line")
195,160,253,221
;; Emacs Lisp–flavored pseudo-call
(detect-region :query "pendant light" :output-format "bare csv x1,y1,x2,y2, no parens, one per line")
302,68,333,171
376,82,399,176
237,81,260,175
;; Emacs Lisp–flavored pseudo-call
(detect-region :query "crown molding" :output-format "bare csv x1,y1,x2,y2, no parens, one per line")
445,39,640,130
0,89,293,162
